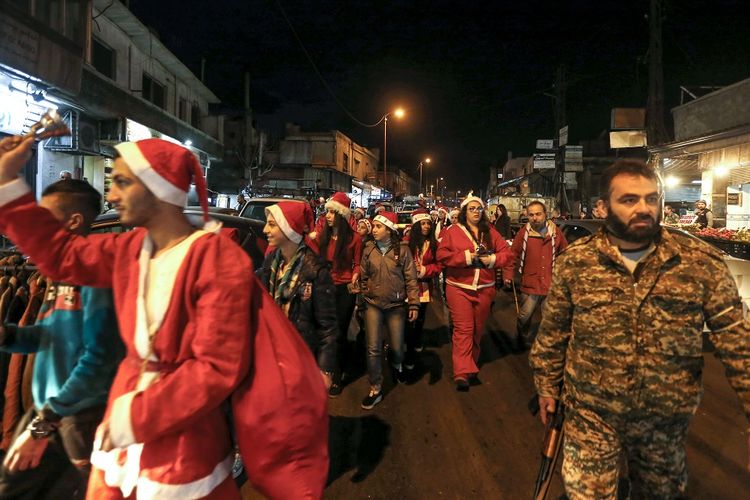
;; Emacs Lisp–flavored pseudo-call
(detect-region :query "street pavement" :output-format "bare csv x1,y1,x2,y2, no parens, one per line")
244,288,750,499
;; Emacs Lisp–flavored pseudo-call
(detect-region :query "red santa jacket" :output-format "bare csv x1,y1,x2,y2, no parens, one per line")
0,188,252,498
404,236,442,302
313,230,362,285
436,223,512,291
503,220,568,296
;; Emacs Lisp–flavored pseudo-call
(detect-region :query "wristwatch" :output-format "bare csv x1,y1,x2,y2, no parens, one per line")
28,408,62,440
28,416,59,440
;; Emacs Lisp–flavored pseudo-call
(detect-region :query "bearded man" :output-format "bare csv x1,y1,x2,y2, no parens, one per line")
529,160,750,499
503,200,567,349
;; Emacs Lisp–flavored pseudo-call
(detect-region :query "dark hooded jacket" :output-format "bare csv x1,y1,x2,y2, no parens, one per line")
257,246,337,373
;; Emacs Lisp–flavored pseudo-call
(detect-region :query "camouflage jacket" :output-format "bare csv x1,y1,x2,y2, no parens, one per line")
530,227,750,420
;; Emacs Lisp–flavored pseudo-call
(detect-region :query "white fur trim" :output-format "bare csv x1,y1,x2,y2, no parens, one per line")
374,214,396,231
109,391,138,448
0,178,31,206
460,195,484,209
91,447,232,499
464,250,472,266
266,205,302,244
488,253,497,268
115,142,188,207
137,455,233,499
412,213,431,224
325,199,351,218
418,266,426,278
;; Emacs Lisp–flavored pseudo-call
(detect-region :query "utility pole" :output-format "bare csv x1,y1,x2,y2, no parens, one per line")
647,0,668,147
552,64,569,213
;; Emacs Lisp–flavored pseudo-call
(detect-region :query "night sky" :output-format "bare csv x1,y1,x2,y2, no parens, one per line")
129,0,750,191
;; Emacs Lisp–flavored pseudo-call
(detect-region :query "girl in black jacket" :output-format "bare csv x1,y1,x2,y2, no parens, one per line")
258,201,338,388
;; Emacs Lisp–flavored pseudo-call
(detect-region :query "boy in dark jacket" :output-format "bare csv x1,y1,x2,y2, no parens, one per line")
0,180,122,499
258,201,337,387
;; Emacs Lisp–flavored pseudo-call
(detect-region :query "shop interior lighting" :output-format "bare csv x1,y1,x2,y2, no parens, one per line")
665,175,680,188
184,139,192,146
714,166,730,177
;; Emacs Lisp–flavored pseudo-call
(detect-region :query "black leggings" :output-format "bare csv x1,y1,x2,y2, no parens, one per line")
334,283,356,381
405,302,429,354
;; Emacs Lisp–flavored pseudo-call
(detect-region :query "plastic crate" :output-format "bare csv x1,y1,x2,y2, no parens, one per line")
701,237,750,260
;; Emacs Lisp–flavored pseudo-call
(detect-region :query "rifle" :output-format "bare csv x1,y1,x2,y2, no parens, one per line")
529,394,565,500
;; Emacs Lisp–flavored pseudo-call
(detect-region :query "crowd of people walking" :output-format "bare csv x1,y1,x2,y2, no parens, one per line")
1,134,750,500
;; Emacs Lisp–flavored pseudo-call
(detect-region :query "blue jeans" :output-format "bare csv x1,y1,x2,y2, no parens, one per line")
364,304,406,389
517,293,545,343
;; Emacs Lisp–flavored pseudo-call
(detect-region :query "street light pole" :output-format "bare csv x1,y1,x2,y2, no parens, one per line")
383,115,388,195
418,157,431,195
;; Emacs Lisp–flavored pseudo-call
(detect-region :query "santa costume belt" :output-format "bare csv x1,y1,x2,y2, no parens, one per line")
126,356,179,373
418,278,431,283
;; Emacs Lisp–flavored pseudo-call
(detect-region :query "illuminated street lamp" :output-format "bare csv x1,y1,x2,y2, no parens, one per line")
363,107,407,196
383,108,405,194
418,157,431,195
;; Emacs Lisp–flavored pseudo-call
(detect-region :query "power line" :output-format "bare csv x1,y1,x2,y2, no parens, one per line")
273,0,381,127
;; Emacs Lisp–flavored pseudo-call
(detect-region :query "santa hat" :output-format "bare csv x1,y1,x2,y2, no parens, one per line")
412,208,431,224
374,211,397,231
114,138,209,221
265,201,313,244
430,209,438,216
460,191,484,209
449,208,460,218
325,192,351,218
357,218,372,233
437,206,448,215
354,206,366,216
374,203,385,215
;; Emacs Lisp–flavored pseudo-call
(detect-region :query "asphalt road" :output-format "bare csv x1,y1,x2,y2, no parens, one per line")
243,288,750,499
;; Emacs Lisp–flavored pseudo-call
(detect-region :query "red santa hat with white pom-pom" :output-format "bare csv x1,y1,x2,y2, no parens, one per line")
114,138,210,221
374,211,398,231
265,201,313,244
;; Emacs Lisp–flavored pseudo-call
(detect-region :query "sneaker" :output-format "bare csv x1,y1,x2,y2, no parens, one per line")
414,345,424,353
469,374,482,386
455,378,470,392
404,361,416,370
361,389,383,409
328,383,342,398
393,367,406,383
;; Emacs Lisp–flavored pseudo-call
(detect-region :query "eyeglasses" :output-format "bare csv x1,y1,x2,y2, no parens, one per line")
467,207,484,213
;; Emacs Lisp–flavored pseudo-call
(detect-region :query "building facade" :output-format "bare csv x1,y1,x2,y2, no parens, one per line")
652,78,750,228
0,0,225,204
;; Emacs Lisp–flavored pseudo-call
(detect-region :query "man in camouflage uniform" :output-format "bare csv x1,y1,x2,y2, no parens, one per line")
530,159,750,499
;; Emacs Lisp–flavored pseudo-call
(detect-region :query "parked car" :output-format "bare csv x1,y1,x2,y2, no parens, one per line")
396,211,413,234
556,219,750,308
238,197,308,223
92,208,268,270
366,201,394,218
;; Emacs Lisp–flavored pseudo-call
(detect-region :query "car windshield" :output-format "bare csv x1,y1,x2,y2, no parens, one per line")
240,201,276,222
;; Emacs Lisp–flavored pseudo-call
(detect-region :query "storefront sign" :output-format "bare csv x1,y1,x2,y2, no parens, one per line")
0,15,40,67
534,153,556,170
564,145,583,172
536,139,555,150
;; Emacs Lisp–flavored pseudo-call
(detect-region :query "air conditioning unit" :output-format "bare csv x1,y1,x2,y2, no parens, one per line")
44,110,100,155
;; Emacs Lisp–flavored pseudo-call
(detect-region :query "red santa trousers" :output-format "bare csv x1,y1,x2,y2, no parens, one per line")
445,285,495,379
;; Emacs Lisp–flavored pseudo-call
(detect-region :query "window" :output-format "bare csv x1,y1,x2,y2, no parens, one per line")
179,99,188,121
92,38,116,79
191,103,201,128
142,74,165,108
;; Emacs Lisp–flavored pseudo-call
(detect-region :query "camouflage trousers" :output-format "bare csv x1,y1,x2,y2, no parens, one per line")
562,405,690,500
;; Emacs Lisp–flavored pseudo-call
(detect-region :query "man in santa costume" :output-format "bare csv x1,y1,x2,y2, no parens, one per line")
503,201,567,350
0,136,253,498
